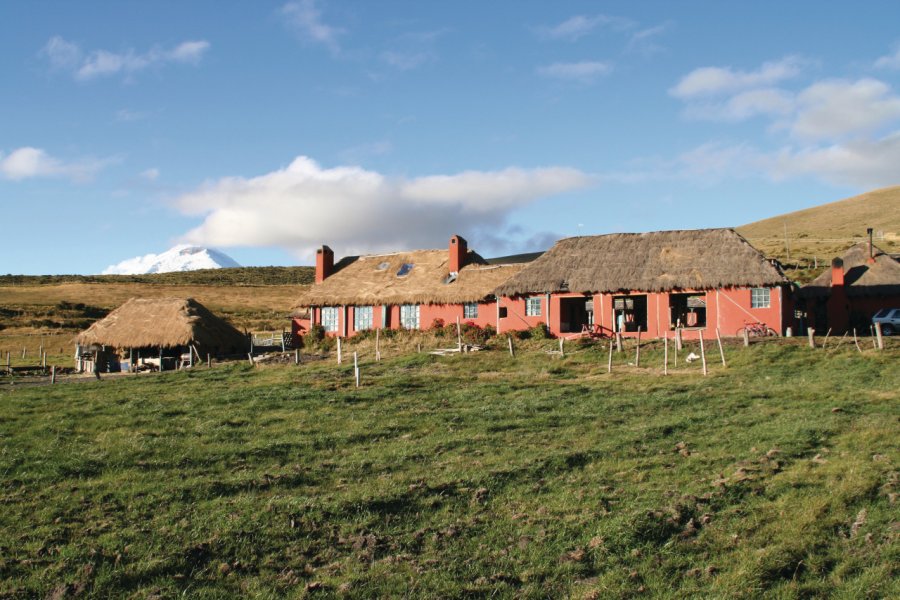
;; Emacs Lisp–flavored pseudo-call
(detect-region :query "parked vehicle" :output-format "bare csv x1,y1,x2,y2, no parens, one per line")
872,308,900,335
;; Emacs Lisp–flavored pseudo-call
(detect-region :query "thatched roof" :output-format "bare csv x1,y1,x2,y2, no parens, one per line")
76,297,248,351
494,228,787,296
800,243,900,298
293,249,524,309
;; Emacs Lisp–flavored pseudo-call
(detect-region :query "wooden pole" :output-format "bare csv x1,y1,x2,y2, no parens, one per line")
5,351,10,373
559,337,564,358
247,353,254,366
615,332,622,353
674,335,678,368
42,351,47,369
716,328,726,367
51,365,56,384
337,337,342,364
663,333,668,375
607,341,613,373
22,347,26,359
375,327,381,361
870,326,877,350
698,330,708,376
853,328,862,353
508,336,515,358
675,328,683,352
456,316,462,351
874,322,884,350
742,327,750,347
294,348,299,365
822,328,832,348
353,352,360,388
808,328,816,349
207,353,211,368
281,330,286,353
634,328,641,367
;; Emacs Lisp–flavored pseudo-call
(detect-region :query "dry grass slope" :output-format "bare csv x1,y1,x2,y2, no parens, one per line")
737,185,900,262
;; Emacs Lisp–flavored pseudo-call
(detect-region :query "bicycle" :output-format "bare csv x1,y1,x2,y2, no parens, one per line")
735,320,778,337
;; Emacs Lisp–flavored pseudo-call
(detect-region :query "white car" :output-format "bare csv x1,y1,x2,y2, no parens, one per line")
872,308,900,335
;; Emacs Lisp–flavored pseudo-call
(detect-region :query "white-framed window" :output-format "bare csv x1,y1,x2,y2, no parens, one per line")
354,306,373,331
751,287,771,309
400,304,420,329
463,303,478,319
321,307,339,332
526,297,542,317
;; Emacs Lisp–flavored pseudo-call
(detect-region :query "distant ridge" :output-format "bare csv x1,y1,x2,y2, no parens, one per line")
737,185,900,262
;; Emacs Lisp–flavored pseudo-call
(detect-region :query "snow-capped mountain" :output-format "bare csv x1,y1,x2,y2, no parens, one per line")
102,245,241,275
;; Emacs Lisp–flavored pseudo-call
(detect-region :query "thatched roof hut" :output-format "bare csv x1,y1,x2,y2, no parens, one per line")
293,249,524,309
76,297,247,354
494,228,787,296
800,242,900,298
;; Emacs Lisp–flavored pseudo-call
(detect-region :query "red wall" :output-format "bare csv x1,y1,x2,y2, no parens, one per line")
294,285,790,342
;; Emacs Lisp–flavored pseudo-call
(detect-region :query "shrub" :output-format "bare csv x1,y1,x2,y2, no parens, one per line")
430,318,447,336
529,323,552,339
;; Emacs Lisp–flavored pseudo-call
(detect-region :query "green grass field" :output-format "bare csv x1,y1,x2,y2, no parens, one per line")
1,339,898,598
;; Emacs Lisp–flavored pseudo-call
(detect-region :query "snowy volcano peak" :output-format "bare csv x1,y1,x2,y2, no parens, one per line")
102,244,241,274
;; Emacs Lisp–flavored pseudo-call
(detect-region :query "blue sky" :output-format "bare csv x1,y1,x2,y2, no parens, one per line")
2,0,900,274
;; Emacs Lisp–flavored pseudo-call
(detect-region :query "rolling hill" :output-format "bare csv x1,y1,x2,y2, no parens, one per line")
737,185,900,264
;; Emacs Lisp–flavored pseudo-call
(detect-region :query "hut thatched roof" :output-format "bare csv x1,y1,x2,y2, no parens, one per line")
76,297,247,351
292,249,524,309
494,228,787,296
800,243,900,298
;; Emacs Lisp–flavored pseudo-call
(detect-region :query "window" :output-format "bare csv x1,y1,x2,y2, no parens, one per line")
751,287,771,309
354,306,373,331
321,307,339,332
397,263,414,277
400,304,420,329
463,303,478,319
526,297,542,317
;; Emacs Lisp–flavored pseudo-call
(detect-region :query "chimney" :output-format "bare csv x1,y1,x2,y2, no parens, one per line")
831,257,844,287
867,227,876,264
449,235,468,274
315,245,334,284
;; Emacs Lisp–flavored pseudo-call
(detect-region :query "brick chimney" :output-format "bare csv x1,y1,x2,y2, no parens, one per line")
831,257,844,287
315,245,334,284
449,235,468,274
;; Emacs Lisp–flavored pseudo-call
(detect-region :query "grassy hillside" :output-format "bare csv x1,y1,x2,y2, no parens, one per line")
737,186,900,270
0,266,314,287
1,339,897,598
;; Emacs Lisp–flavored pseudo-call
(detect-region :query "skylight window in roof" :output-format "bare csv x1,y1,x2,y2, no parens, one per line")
397,263,414,277
376,261,390,271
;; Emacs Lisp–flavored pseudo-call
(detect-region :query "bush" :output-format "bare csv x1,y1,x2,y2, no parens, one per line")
529,323,552,339
430,318,447,336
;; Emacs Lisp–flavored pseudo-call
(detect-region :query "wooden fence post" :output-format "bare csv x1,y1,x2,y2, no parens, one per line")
808,328,816,349
247,353,254,366
51,365,56,384
698,330,708,376
337,337,342,364
375,328,381,361
456,316,462,351
559,338,564,358
634,328,641,367
874,323,884,350
607,341,613,373
615,332,622,353
853,328,862,353
354,352,360,388
208,353,211,368
742,328,750,347
675,328,683,352
508,336,515,358
294,348,300,365
716,328,726,367
22,347,26,359
822,328,832,348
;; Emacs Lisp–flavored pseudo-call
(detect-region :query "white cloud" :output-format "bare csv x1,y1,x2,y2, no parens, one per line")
536,61,612,83
627,24,669,55
39,37,210,81
874,45,900,69
539,14,632,41
768,132,900,188
175,156,592,258
670,56,806,98
790,78,900,140
282,0,343,53
140,168,160,181
380,50,431,71
0,147,113,182
684,88,795,122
